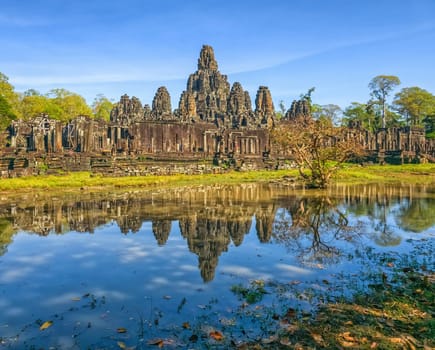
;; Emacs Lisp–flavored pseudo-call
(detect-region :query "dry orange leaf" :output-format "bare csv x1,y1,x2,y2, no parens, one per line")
182,322,190,329
116,327,127,333
311,332,324,344
117,341,126,349
209,330,224,341
341,331,357,342
39,320,53,331
147,338,164,347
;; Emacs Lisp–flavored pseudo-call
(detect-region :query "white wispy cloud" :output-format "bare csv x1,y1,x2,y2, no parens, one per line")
226,23,435,75
0,13,50,27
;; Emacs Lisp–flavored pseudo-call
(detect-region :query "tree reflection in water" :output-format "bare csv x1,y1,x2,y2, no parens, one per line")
0,183,433,279
272,195,360,266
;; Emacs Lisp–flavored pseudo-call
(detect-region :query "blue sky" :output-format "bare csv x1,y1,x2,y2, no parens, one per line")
1,0,435,110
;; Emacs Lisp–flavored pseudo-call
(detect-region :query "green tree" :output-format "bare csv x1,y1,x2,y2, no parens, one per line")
47,88,92,121
17,90,60,120
312,104,342,126
368,75,401,128
300,87,315,107
92,94,113,121
0,95,16,129
343,102,376,131
424,114,435,138
23,88,41,97
393,87,435,128
0,72,21,120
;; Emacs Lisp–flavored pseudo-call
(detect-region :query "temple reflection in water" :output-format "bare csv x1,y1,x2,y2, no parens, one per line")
0,183,433,281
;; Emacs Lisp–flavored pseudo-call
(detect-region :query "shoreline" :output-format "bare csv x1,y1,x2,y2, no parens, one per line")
0,164,434,195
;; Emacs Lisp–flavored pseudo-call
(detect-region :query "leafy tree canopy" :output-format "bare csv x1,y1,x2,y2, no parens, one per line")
343,102,377,131
0,95,16,129
0,72,22,119
92,94,114,121
393,86,435,127
368,75,401,128
312,104,342,126
46,88,93,122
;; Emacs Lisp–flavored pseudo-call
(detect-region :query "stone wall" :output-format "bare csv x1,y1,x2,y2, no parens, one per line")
0,45,433,178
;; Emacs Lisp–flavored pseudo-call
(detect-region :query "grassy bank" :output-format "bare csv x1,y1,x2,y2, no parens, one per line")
0,169,295,193
0,164,433,193
334,163,435,184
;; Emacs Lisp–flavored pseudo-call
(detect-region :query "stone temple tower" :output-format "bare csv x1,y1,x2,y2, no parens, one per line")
178,45,231,123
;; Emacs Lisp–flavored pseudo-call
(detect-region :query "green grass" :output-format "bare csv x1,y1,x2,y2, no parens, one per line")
0,169,296,193
334,163,435,184
0,164,433,194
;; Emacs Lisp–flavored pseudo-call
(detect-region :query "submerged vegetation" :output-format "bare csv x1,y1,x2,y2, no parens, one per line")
231,246,434,349
1,241,432,349
0,180,433,348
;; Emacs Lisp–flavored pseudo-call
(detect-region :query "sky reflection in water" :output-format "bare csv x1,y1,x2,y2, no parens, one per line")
0,183,433,348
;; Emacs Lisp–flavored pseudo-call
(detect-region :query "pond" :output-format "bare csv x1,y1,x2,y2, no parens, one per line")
0,183,434,349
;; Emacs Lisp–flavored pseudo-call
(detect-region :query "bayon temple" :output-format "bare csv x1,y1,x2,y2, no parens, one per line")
0,45,434,177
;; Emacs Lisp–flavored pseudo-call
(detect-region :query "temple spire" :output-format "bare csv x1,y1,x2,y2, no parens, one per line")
197,45,218,71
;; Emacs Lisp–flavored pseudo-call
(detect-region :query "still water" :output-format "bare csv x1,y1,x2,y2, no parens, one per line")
0,183,434,348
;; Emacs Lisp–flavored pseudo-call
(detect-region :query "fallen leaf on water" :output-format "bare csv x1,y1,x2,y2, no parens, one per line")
341,332,357,342
209,330,224,341
311,332,324,344
117,327,127,333
147,338,164,347
117,341,126,349
39,320,53,331
341,340,359,347
182,322,190,329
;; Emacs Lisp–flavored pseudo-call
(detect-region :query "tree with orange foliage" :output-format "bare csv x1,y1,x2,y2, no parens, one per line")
272,115,366,188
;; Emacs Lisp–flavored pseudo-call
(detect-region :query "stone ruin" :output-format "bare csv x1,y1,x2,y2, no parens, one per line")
284,99,311,123
0,45,434,177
